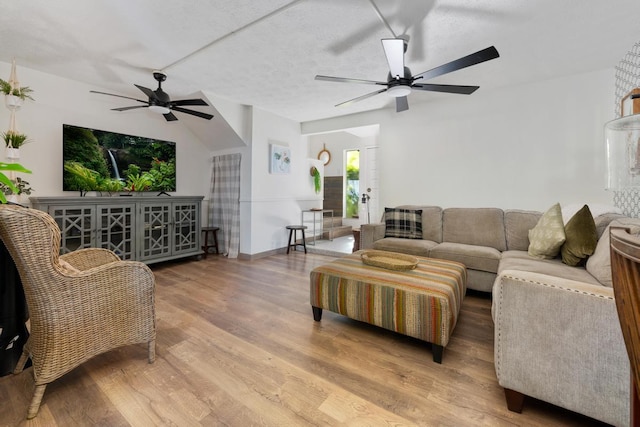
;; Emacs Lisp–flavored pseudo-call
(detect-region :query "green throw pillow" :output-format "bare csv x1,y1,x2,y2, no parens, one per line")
528,203,566,259
560,204,598,266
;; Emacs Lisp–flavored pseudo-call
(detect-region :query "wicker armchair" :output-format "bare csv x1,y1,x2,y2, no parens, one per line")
0,204,156,419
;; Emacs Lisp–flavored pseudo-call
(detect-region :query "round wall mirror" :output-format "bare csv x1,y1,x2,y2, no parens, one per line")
317,144,331,166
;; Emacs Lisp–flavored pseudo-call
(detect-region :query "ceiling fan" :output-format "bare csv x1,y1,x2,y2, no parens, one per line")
315,38,499,112
90,71,214,121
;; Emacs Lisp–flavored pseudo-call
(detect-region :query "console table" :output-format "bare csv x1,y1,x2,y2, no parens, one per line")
301,209,333,244
30,196,203,264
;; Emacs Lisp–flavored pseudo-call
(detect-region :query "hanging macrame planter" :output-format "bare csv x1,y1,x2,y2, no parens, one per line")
5,95,22,111
3,59,33,111
4,111,25,160
5,147,20,160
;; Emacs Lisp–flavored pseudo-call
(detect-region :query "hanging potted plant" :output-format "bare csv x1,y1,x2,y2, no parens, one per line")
0,78,34,110
310,166,322,194
2,130,29,159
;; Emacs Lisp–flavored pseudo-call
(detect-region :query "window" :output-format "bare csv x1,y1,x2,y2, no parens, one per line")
345,150,360,219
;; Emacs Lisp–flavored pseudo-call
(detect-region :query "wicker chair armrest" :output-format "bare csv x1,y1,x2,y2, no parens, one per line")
60,248,121,271
52,260,155,323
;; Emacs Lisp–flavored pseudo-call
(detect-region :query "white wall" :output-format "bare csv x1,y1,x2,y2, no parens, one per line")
0,62,212,202
303,67,616,219
241,107,319,255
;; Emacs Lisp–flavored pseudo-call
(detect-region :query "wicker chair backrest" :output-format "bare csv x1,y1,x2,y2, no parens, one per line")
0,205,63,312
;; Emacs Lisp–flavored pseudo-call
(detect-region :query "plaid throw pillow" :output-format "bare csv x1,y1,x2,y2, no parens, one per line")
384,208,423,239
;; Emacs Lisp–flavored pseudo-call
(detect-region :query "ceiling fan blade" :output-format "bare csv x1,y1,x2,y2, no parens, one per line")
315,75,386,86
134,84,157,100
335,88,388,108
112,105,148,111
171,98,209,107
382,38,405,78
413,46,500,81
163,112,178,122
412,83,479,95
396,96,409,112
90,90,147,103
171,106,214,120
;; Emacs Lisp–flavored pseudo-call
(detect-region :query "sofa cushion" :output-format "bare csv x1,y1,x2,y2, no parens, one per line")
442,208,506,251
504,209,542,251
560,205,598,266
586,218,640,287
528,203,566,259
430,242,501,273
594,212,626,238
396,205,443,242
500,250,602,286
372,237,437,257
384,208,423,239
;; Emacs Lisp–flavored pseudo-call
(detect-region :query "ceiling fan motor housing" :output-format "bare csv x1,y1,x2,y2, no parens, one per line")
153,89,171,104
386,67,413,97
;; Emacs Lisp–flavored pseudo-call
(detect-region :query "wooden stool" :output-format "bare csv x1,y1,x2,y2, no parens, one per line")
201,226,220,258
352,228,361,252
286,225,307,254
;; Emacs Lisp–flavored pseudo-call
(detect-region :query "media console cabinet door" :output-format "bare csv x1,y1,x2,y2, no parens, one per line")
139,203,172,261
96,204,135,260
49,205,95,254
172,202,200,255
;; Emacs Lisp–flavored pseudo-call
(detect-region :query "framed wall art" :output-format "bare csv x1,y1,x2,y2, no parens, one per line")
269,143,291,174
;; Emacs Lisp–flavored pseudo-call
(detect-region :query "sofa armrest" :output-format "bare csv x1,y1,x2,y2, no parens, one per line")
492,270,629,427
360,223,385,249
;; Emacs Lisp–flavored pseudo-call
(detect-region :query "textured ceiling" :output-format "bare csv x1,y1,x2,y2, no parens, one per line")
1,0,639,123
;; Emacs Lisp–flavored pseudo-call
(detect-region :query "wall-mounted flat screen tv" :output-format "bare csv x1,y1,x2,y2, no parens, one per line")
62,124,176,193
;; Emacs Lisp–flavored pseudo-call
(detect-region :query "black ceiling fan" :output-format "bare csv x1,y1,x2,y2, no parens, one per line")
315,38,499,112
90,71,213,121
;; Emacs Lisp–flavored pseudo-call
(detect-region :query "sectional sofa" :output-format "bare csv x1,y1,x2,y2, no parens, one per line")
359,205,637,427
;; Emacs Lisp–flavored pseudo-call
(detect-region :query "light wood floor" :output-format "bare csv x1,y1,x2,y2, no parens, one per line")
0,253,609,426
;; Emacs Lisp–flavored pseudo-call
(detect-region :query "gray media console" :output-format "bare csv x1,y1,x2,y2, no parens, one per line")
30,196,203,264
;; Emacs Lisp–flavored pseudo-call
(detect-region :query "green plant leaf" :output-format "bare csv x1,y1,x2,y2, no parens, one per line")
0,162,31,173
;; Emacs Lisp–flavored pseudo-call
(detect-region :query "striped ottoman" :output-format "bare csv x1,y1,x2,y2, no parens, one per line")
310,250,466,363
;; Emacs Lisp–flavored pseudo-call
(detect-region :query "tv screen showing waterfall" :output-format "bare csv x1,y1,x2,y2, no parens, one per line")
62,124,176,193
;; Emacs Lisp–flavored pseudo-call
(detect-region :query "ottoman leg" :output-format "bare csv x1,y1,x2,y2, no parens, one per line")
312,306,323,321
432,344,444,364
504,388,525,413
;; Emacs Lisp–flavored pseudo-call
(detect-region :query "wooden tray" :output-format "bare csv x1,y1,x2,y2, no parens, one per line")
361,250,419,271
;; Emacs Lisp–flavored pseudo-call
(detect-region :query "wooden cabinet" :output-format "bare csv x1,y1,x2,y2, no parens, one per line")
30,196,203,264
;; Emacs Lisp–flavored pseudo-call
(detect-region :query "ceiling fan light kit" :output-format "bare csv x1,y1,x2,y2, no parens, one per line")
316,38,499,113
148,105,170,115
387,85,411,98
90,71,214,122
